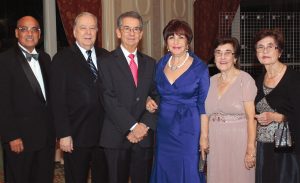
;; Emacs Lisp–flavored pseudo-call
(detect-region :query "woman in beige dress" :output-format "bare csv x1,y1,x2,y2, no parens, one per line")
200,37,257,183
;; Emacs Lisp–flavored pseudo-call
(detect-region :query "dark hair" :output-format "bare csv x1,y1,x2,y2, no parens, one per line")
117,11,143,29
163,19,193,45
253,28,284,53
213,37,241,69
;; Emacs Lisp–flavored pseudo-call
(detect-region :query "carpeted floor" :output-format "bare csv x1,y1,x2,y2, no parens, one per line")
0,162,66,183
53,163,66,183
0,145,68,183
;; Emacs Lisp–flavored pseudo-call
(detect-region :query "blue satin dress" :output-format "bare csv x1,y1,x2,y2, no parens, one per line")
150,52,209,183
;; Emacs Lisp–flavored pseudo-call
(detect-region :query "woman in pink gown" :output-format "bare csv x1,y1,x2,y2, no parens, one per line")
200,37,257,183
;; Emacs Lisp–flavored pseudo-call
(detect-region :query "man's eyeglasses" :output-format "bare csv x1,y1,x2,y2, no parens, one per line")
120,26,141,33
214,50,235,58
17,26,40,33
256,44,278,53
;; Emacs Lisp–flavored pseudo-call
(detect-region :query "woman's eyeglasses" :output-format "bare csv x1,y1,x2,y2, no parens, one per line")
256,44,278,53
214,50,235,58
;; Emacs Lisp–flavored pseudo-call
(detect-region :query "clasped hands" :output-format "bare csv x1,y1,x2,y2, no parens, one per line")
255,111,285,125
127,123,149,143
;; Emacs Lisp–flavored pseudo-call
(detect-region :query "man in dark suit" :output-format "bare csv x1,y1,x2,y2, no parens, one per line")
99,11,157,183
0,16,55,183
50,12,109,183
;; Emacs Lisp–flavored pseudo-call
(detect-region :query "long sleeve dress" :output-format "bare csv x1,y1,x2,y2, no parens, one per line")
150,52,209,183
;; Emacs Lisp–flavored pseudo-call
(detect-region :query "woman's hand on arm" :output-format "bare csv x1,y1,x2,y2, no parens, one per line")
146,96,158,113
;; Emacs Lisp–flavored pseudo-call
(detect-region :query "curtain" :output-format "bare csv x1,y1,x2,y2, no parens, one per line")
194,0,240,62
56,0,102,47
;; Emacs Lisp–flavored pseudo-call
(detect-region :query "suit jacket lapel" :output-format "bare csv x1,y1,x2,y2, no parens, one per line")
71,43,99,82
114,47,137,88
71,44,96,77
95,48,101,70
136,51,146,89
16,47,46,104
38,54,49,102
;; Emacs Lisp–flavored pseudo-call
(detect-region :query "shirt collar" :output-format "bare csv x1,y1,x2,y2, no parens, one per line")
120,44,137,58
18,42,38,54
76,42,95,58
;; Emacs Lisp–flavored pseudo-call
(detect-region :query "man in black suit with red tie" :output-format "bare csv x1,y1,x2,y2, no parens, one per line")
99,11,157,183
50,12,109,183
0,16,55,183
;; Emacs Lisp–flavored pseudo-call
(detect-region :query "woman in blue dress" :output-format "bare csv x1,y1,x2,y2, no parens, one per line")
147,19,209,183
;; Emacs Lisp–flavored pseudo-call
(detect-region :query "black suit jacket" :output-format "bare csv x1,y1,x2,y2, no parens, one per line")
50,44,108,147
0,45,55,151
99,47,157,148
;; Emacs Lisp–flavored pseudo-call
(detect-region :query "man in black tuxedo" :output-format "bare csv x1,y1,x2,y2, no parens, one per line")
0,16,55,183
50,12,108,183
99,11,157,183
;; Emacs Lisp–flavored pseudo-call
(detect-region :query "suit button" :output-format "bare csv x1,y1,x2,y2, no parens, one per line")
136,97,140,101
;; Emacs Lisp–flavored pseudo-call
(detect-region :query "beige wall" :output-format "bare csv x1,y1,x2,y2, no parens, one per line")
102,0,195,60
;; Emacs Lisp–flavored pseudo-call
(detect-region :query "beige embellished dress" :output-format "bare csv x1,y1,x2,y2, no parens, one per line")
205,71,257,183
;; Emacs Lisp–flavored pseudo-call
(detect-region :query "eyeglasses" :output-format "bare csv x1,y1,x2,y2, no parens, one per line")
214,50,235,58
17,26,40,33
256,44,278,53
120,26,141,33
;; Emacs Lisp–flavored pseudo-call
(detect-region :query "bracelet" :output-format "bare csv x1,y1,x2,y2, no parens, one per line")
246,153,256,158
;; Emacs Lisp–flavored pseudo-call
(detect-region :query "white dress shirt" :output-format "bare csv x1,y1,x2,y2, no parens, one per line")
19,43,46,100
120,44,138,68
76,42,98,69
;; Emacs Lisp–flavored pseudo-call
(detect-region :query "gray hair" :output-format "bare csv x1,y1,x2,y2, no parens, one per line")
73,12,98,29
117,11,143,29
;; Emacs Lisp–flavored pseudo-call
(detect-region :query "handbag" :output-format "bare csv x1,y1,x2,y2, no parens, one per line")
199,152,206,172
274,121,293,149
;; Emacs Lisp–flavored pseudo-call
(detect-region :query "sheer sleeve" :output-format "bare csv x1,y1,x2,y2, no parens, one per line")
241,72,257,102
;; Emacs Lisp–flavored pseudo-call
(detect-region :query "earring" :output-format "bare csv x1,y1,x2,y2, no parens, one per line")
186,46,189,52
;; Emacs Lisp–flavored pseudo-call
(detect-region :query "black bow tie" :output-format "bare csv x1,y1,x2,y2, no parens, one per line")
20,48,39,61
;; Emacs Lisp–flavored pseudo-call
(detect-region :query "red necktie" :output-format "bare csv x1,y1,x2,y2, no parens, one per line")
128,54,138,87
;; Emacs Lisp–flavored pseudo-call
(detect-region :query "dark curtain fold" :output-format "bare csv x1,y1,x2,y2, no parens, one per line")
194,0,240,62
56,0,102,47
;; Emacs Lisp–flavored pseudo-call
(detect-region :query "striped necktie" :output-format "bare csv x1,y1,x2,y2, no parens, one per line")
86,50,98,81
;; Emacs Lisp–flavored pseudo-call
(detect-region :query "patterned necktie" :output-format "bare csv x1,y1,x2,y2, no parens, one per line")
20,48,39,61
86,50,98,81
128,53,138,87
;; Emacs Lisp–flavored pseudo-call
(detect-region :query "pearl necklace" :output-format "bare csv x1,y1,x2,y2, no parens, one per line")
168,52,189,71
